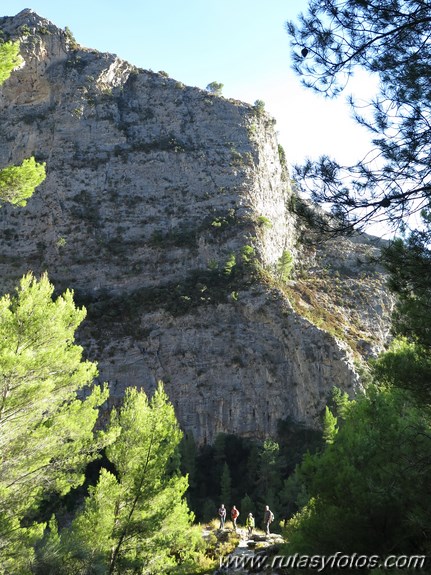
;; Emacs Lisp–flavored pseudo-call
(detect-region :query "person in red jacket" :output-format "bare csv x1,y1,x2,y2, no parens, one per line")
231,505,240,531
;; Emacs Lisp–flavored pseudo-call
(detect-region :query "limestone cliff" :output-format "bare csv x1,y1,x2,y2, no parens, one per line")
0,10,393,443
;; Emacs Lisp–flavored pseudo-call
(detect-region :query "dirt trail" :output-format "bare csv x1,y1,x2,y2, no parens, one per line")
211,528,284,574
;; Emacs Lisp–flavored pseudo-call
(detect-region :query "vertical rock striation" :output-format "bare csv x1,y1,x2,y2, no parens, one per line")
0,10,392,443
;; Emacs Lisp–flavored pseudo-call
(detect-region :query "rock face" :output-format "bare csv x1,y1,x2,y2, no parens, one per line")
0,10,393,443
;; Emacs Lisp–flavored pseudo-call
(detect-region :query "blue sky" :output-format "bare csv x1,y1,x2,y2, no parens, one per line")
4,1,375,169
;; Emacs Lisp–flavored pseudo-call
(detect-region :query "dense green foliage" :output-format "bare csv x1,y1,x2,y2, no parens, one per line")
205,81,224,96
284,386,431,558
0,40,22,84
373,337,431,404
0,40,46,206
277,249,294,282
383,234,431,348
35,385,202,575
0,157,46,207
180,426,321,529
0,274,203,574
0,273,108,573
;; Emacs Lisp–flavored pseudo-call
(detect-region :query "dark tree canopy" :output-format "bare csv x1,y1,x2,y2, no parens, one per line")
383,233,431,347
287,0,431,233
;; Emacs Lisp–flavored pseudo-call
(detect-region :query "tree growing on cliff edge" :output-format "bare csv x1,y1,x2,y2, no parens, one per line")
206,81,224,96
287,0,431,233
0,40,46,206
0,273,109,573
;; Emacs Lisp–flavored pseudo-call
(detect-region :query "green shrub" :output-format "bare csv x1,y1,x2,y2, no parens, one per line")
241,245,255,264
277,250,294,281
206,81,224,96
224,253,236,276
64,26,79,50
254,99,265,115
257,215,272,228
19,24,31,36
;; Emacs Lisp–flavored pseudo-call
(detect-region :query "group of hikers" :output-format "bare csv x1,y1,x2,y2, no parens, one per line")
217,504,274,536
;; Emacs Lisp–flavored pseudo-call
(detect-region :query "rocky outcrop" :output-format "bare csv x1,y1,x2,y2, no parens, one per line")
0,10,393,443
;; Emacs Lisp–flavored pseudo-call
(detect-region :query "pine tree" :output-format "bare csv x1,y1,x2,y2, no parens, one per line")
63,384,196,575
0,156,46,206
287,0,431,232
240,494,254,519
180,433,197,496
284,386,431,555
0,40,46,206
257,439,282,513
0,41,22,84
322,406,338,445
206,81,224,96
277,250,294,282
220,462,232,511
383,234,431,349
330,387,353,421
0,273,108,573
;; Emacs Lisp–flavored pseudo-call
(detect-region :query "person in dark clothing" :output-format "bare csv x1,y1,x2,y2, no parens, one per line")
263,505,274,535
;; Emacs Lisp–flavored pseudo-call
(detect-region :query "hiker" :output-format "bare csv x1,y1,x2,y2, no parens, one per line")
218,504,226,529
245,512,255,537
231,505,239,531
263,505,274,535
